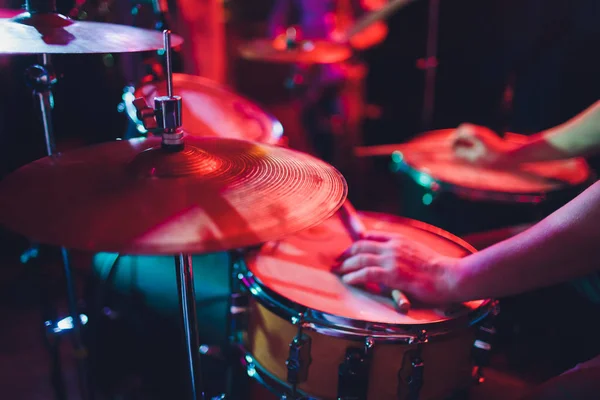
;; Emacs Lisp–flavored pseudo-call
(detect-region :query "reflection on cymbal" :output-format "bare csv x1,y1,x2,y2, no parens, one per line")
238,38,352,65
0,136,347,255
0,12,184,54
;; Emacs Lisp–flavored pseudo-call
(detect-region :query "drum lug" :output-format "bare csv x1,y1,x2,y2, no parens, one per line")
229,292,249,339
399,330,428,400
471,300,500,384
406,356,425,400
337,337,374,400
286,316,312,387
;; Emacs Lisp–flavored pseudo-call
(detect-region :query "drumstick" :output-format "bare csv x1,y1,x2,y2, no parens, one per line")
344,0,418,41
337,201,411,314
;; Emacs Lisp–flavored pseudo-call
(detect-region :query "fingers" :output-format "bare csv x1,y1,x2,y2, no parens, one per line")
337,239,386,259
341,266,388,286
335,253,383,274
362,230,402,242
453,124,478,148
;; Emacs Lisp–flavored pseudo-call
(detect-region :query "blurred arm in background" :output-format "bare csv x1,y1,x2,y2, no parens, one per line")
453,99,600,166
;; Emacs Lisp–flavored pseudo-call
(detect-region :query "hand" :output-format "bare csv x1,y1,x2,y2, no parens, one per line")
333,231,461,305
452,123,512,167
330,30,349,44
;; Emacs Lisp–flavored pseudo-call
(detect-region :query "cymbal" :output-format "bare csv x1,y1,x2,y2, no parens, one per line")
0,8,20,18
238,38,352,65
0,12,184,54
0,136,347,255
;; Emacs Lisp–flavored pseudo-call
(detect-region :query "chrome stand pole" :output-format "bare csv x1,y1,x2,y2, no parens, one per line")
421,0,440,130
25,53,92,400
175,253,206,400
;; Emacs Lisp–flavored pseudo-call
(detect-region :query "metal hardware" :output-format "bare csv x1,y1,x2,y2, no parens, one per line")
286,315,312,390
471,300,500,384
337,337,375,400
285,27,299,50
398,330,428,400
421,0,440,130
132,30,184,148
229,292,249,341
242,352,316,400
406,356,424,400
24,61,57,156
175,253,206,400
45,314,89,335
20,243,40,264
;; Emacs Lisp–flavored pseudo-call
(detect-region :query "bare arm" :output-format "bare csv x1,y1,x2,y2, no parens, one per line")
336,180,600,304
453,100,600,166
508,100,600,163
451,179,600,302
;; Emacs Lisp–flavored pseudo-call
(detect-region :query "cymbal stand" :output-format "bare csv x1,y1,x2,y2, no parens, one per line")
25,49,94,400
420,0,440,131
133,30,206,400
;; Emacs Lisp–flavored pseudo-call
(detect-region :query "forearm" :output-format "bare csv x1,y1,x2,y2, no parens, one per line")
507,100,600,163
451,180,600,302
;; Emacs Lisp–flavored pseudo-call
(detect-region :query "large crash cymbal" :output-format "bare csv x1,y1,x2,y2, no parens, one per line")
0,136,347,255
0,12,183,54
238,38,352,65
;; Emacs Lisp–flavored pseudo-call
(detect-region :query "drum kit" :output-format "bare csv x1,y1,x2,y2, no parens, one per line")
0,1,593,400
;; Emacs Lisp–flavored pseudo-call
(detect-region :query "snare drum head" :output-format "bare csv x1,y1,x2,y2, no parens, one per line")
131,74,283,144
247,212,485,325
398,129,590,194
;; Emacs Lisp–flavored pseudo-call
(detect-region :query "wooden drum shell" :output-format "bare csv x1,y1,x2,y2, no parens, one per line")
245,298,477,400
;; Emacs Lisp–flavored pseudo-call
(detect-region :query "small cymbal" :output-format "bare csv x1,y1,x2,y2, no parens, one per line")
0,12,183,54
0,137,347,255
238,38,352,65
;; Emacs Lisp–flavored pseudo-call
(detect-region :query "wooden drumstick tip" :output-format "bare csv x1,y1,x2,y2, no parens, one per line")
391,289,411,314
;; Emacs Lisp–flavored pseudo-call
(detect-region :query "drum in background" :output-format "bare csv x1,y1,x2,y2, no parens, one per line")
84,252,232,399
122,73,284,144
237,211,494,400
392,129,593,236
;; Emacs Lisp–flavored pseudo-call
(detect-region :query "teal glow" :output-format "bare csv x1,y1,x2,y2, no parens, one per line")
417,172,433,187
391,151,404,163
422,193,433,205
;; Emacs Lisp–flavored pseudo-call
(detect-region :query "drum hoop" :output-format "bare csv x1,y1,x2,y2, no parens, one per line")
239,213,493,343
393,156,594,204
122,73,284,144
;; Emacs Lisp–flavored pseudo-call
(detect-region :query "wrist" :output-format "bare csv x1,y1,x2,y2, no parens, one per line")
438,256,471,303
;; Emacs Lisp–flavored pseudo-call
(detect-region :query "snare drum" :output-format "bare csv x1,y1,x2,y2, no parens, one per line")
123,73,284,144
238,211,493,400
392,129,594,236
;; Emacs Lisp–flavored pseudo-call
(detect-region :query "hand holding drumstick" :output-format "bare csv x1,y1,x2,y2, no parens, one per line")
336,201,412,314
334,202,461,307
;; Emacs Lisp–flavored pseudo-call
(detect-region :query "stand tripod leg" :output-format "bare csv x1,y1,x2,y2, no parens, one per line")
61,249,92,400
175,253,206,400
